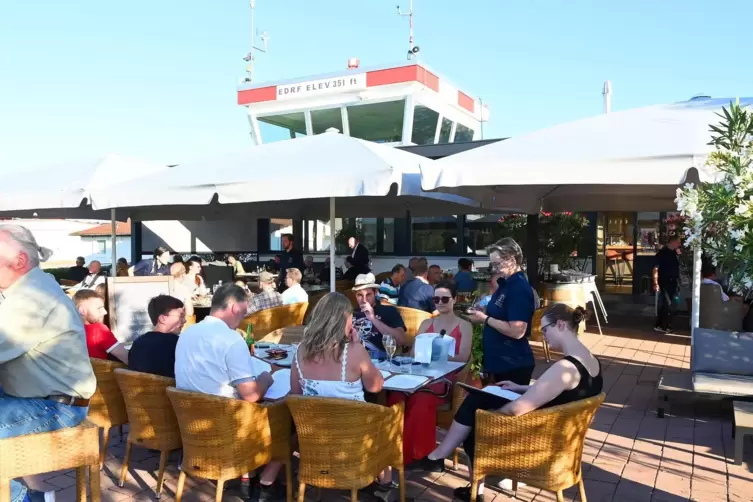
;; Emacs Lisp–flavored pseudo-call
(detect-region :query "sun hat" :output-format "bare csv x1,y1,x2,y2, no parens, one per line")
352,273,380,291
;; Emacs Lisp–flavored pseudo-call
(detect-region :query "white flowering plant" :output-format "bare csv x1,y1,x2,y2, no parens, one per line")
675,100,753,293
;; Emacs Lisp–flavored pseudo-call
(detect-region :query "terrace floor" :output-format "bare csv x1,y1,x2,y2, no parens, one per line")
20,317,753,501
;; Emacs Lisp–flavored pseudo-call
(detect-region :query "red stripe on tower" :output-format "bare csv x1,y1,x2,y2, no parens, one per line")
237,86,278,105
458,91,475,113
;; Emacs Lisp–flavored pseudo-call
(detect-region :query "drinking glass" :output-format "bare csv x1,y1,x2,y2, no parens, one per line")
383,335,397,371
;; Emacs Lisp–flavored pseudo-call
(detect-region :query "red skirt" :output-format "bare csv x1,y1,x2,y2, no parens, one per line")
387,380,450,465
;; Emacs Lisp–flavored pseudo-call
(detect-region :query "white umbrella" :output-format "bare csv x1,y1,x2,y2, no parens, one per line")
421,97,753,213
91,133,482,290
0,153,169,273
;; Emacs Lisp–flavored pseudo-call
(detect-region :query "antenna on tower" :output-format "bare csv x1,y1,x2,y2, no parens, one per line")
243,0,269,83
397,1,419,60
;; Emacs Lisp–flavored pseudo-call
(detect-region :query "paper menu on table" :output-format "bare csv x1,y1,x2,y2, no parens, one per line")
251,356,272,375
481,386,521,401
413,334,436,364
264,369,291,400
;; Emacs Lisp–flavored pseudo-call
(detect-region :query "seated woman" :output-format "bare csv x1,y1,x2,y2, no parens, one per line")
418,303,603,502
387,280,472,468
185,256,208,296
290,293,389,488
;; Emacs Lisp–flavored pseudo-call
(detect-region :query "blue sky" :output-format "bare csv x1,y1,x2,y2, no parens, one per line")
1,0,751,172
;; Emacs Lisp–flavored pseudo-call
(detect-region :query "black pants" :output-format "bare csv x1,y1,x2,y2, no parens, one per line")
457,365,535,462
656,278,678,330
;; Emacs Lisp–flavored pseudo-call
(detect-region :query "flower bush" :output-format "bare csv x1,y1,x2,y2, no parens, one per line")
675,100,753,293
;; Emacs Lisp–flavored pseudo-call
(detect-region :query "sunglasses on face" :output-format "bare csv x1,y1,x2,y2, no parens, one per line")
433,296,452,304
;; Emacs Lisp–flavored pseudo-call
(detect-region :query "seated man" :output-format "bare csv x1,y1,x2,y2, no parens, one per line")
318,256,342,283
68,255,89,283
352,274,407,354
74,289,128,364
702,260,731,302
175,284,283,501
248,271,283,314
128,295,186,378
454,258,476,293
281,268,308,305
378,264,406,305
73,260,107,290
0,224,97,502
428,264,442,286
302,255,317,284
398,260,436,313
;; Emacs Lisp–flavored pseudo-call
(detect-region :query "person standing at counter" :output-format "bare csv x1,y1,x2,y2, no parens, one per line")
129,246,171,276
467,238,535,386
279,233,304,292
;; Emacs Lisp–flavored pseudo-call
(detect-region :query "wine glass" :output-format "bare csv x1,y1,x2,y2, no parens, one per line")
383,335,397,371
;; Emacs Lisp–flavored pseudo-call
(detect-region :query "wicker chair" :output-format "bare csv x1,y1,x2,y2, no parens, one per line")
88,358,129,467
374,272,391,284
286,396,405,502
303,292,328,324
470,393,605,502
335,280,353,291
530,308,552,362
395,306,433,348
0,419,101,502
167,387,294,502
238,302,308,339
114,369,181,496
436,362,472,470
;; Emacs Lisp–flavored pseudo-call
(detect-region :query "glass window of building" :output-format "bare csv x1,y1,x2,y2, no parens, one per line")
270,218,294,251
410,105,440,145
306,219,335,252
258,112,307,143
464,214,509,255
336,218,378,254
637,212,661,256
438,117,453,143
311,108,344,135
383,218,395,253
412,216,460,254
347,100,405,143
455,123,475,142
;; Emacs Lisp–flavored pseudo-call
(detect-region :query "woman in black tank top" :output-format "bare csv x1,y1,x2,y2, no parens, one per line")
416,303,603,502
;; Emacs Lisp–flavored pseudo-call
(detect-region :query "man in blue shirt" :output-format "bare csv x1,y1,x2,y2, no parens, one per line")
378,264,406,304
468,238,535,385
398,261,436,313
454,258,476,293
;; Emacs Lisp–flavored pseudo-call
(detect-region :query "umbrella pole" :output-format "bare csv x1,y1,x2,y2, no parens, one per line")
690,246,702,343
110,209,117,277
330,197,336,292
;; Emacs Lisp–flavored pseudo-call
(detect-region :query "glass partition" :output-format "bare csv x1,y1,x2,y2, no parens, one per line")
411,105,440,145
258,112,307,143
412,215,460,254
455,123,475,142
438,117,453,143
311,108,344,135
347,100,405,143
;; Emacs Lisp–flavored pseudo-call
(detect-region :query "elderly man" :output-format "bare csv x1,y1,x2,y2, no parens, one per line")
0,224,97,502
73,260,106,290
352,273,407,354
248,271,283,314
302,256,317,284
175,284,284,501
348,236,370,274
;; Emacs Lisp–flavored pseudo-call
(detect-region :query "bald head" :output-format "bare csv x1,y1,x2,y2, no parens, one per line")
88,260,102,274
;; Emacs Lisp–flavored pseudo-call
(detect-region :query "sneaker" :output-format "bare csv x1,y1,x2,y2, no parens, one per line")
415,455,445,473
653,326,666,333
25,490,55,502
453,485,483,502
256,482,286,502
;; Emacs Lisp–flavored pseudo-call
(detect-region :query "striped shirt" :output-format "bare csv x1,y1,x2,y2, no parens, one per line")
378,277,400,304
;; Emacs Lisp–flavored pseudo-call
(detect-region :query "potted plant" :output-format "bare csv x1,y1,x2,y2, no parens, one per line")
675,100,753,319
467,324,484,387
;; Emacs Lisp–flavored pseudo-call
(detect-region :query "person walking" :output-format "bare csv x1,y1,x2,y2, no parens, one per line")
653,236,681,333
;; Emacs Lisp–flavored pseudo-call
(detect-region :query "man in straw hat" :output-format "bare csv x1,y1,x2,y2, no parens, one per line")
351,273,407,354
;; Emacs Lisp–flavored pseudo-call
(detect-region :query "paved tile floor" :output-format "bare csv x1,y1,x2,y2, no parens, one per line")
20,317,753,501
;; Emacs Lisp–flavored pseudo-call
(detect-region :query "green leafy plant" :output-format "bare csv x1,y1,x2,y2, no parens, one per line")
470,324,484,379
676,100,753,293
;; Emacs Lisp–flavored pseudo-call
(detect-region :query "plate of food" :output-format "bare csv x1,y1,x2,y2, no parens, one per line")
265,348,288,361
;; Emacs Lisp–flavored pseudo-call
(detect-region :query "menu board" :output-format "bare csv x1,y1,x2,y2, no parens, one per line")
107,276,174,342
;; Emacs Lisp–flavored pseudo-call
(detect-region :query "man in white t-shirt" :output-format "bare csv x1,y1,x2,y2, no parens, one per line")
281,268,308,306
174,283,284,501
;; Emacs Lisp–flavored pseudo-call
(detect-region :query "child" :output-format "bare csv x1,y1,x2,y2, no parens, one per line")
73,289,128,364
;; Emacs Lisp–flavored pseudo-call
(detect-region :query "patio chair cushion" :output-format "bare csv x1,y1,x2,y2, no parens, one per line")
692,372,753,396
692,328,753,376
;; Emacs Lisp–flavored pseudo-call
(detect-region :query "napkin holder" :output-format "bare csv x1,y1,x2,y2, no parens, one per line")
414,333,457,364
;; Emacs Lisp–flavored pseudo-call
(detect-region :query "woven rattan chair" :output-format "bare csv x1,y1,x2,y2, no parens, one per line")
470,393,605,502
0,419,102,502
286,396,406,502
303,292,328,324
395,306,433,348
530,308,552,362
436,362,471,470
239,302,308,339
374,272,391,284
167,387,293,502
114,369,181,497
335,280,353,291
88,358,129,467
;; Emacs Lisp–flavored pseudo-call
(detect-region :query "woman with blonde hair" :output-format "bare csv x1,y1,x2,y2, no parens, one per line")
291,292,383,400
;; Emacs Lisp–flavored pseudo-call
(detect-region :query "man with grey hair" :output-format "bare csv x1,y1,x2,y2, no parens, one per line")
0,224,97,502
174,283,285,501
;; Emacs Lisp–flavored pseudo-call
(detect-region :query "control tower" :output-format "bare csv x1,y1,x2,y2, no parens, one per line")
237,61,489,146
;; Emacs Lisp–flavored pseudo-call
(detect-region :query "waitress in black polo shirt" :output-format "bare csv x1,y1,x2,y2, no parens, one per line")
467,238,536,386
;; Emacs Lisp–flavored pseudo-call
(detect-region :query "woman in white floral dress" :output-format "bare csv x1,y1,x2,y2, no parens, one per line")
290,292,384,400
